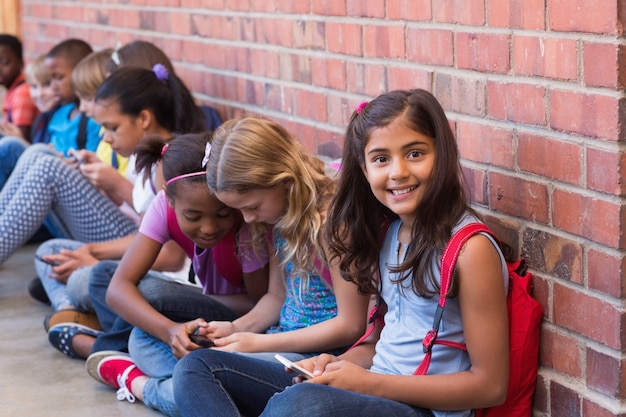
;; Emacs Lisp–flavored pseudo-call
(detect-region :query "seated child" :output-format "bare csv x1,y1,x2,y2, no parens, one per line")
0,34,38,139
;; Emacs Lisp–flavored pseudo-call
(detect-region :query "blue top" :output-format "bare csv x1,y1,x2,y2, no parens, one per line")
370,215,508,417
47,103,101,155
266,231,337,334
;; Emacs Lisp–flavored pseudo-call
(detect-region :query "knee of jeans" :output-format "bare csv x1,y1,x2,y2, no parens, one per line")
66,268,92,310
89,260,119,287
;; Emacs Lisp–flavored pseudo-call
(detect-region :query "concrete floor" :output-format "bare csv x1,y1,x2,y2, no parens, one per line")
0,245,161,417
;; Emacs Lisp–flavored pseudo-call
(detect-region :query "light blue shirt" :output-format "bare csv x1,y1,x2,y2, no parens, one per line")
370,215,508,417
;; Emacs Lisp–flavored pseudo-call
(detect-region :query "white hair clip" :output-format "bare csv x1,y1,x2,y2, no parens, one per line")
202,142,212,168
111,41,122,66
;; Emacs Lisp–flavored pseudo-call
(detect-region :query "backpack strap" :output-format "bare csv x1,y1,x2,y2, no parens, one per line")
415,222,493,375
75,112,88,150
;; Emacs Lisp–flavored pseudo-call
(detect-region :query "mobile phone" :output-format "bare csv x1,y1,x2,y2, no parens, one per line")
68,148,85,165
34,253,60,266
189,331,215,348
274,354,314,379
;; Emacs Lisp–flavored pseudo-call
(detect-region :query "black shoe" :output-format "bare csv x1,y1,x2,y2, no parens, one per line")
28,277,50,305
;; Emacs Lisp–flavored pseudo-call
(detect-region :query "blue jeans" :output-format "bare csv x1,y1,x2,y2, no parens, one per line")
35,239,93,311
88,260,241,354
260,383,435,417
0,135,28,190
173,350,296,417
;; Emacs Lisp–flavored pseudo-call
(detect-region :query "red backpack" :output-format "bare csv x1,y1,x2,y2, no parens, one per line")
418,223,542,417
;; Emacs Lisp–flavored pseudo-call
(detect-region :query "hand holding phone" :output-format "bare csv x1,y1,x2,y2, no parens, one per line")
35,253,60,266
68,148,85,165
274,354,314,379
189,329,215,348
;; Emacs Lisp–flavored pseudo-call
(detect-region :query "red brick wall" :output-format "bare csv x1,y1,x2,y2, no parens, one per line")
19,1,626,415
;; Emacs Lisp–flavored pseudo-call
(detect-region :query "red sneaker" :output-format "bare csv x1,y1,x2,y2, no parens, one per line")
96,355,146,403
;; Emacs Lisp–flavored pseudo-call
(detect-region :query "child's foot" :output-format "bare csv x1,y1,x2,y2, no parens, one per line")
44,309,102,332
93,354,146,403
48,323,101,359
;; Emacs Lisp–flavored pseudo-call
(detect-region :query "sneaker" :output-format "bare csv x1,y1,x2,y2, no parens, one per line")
95,354,146,403
27,277,50,305
86,350,128,384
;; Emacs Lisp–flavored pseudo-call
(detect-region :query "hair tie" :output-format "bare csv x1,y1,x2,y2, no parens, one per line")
161,143,169,156
153,63,169,81
201,142,212,168
355,101,368,115
111,41,122,66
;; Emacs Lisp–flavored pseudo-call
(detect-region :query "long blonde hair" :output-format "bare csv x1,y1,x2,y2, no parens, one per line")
206,117,335,277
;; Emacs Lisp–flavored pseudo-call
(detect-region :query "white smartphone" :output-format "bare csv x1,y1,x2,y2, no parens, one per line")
274,354,314,379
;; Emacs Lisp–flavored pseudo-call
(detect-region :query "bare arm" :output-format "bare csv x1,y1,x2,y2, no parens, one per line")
308,234,509,410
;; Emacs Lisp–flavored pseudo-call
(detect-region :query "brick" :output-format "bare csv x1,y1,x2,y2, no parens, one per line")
462,166,488,206
619,45,626,88
363,24,406,59
553,283,622,348
202,0,227,9
522,228,583,283
294,89,327,121
583,42,619,88
587,147,621,194
540,328,582,377
387,0,432,20
229,0,250,12
170,11,191,35
406,28,454,66
586,348,625,398
278,53,311,83
532,275,550,321
550,381,581,416
434,74,486,116
346,0,385,18
260,17,293,47
190,14,213,38
432,0,485,25
311,57,346,90
346,62,387,96
487,0,545,30
182,40,204,64
487,82,546,126
456,32,511,74
488,172,550,223
387,67,431,91
553,189,623,248
311,0,347,16
587,249,625,298
513,36,578,81
457,121,515,168
293,20,325,50
317,131,344,159
548,0,619,34
550,91,621,141
518,133,581,185
326,23,362,56
326,94,355,128
263,83,284,113
250,48,280,78
278,0,310,14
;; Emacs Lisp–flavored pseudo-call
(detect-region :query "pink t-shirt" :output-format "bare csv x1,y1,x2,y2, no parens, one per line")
139,191,269,295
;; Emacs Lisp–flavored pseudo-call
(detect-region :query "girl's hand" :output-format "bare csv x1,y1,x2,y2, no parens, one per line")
169,319,209,359
49,246,98,281
79,162,120,191
307,359,373,393
212,332,261,352
287,354,338,383
204,320,236,339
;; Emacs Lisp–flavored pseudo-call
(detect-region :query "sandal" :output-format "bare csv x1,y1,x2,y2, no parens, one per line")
48,323,101,359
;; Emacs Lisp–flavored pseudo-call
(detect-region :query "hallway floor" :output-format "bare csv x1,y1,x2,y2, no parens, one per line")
0,244,160,417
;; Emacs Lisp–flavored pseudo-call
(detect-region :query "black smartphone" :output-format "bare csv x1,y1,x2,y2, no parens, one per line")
34,253,60,266
189,331,215,348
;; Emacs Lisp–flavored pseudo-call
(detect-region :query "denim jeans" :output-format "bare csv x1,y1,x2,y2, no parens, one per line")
89,260,241,354
0,135,28,190
260,383,435,417
173,350,296,417
35,239,93,311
